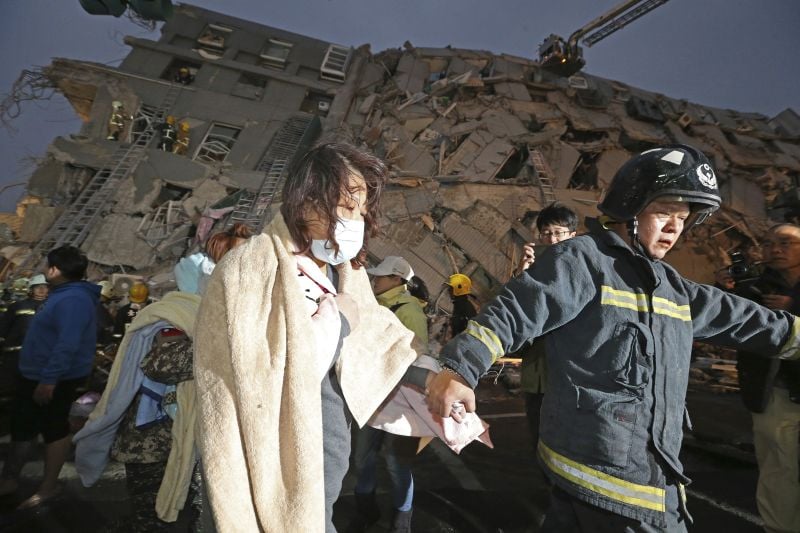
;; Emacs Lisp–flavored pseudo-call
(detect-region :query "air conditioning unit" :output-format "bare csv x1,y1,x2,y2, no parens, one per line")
677,113,693,129
111,274,145,299
317,101,331,113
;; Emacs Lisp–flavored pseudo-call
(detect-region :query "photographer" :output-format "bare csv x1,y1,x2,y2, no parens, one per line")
718,224,800,533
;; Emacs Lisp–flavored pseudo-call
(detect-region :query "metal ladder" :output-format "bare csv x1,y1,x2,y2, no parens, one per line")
18,85,182,271
227,115,320,232
528,148,557,205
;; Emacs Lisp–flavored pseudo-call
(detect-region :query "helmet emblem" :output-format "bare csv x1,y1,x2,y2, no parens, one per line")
696,163,717,188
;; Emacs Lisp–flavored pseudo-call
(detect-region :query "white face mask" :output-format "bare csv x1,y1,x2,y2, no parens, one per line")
310,218,365,265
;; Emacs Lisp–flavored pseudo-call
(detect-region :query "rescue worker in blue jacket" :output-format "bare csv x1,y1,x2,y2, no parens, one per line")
426,144,800,532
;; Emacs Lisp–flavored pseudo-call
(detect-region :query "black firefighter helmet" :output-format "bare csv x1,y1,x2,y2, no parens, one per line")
598,144,721,227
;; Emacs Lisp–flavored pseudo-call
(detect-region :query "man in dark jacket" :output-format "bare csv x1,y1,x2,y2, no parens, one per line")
0,274,49,397
0,246,99,509
427,145,800,532
726,223,800,533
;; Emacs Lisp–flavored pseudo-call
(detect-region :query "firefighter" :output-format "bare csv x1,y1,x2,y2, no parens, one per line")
0,275,49,396
173,66,195,85
158,115,177,152
112,283,150,340
107,101,129,141
428,144,800,531
173,121,190,155
445,273,479,337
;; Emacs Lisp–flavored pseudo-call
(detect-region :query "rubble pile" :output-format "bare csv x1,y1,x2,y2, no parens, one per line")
0,6,798,390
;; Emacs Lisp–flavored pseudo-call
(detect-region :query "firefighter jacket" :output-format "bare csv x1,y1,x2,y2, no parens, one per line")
439,217,800,527
0,298,44,350
734,267,800,411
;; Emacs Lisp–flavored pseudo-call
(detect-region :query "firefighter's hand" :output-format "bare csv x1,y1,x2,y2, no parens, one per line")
33,384,55,406
763,294,793,311
426,369,475,422
516,243,535,275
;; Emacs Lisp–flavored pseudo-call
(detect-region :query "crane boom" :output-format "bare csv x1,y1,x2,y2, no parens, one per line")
538,0,670,77
580,0,670,47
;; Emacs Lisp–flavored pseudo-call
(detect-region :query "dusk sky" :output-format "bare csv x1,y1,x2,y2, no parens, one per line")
1,0,798,211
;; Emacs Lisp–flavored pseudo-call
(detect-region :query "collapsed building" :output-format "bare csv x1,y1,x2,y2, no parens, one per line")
1,4,799,357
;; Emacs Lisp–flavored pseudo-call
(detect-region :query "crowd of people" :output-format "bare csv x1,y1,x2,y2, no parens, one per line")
0,141,798,532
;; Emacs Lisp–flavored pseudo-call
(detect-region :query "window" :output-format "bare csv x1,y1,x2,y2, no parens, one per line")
232,73,268,100
300,90,333,116
260,38,293,69
196,23,233,59
160,59,201,84
194,124,241,163
320,44,352,83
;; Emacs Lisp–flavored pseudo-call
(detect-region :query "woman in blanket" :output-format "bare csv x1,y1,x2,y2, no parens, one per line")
194,142,423,532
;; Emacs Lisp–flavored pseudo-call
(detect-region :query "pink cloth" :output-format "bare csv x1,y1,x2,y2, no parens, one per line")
368,355,493,454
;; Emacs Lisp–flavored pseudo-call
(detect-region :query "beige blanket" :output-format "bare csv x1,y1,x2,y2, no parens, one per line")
194,214,418,532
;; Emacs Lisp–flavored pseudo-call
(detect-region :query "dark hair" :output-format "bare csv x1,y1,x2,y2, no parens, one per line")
536,202,578,232
407,275,429,304
206,223,253,263
280,142,387,260
46,246,88,281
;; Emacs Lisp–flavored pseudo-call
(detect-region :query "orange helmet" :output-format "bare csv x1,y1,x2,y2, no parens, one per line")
129,282,149,303
166,115,176,125
179,121,190,132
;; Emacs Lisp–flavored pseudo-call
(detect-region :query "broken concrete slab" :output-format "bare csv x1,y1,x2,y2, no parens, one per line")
441,211,511,282
17,205,62,243
113,174,162,215
182,179,229,218
135,149,212,189
494,82,531,102
394,54,429,95
481,110,530,138
540,141,581,189
81,213,154,269
595,149,631,189
461,200,512,242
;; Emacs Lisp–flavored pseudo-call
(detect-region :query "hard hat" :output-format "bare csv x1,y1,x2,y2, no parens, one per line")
179,121,190,132
447,273,472,297
112,100,123,109
166,115,176,125
129,282,149,304
29,274,48,287
598,144,721,228
179,67,189,74
12,277,30,294
97,280,114,299
366,256,414,281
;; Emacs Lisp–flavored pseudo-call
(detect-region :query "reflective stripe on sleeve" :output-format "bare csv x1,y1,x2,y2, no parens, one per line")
464,320,504,364
538,441,666,512
777,316,800,360
14,309,35,316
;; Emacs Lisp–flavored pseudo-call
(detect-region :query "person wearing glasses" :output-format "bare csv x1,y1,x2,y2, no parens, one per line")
725,224,800,533
512,203,578,451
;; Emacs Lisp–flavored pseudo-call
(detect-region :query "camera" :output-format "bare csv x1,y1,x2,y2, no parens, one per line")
727,251,752,281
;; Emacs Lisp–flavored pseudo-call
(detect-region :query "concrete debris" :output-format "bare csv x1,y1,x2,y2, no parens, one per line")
18,205,62,243
2,4,799,386
81,214,155,269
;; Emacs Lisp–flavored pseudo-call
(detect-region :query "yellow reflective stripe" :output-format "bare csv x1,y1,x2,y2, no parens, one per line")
600,285,649,312
652,297,691,321
15,309,35,316
465,320,504,364
538,441,666,512
601,286,691,322
777,317,800,360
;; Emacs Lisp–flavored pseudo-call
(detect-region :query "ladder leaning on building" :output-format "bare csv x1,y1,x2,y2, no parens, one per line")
16,85,184,272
